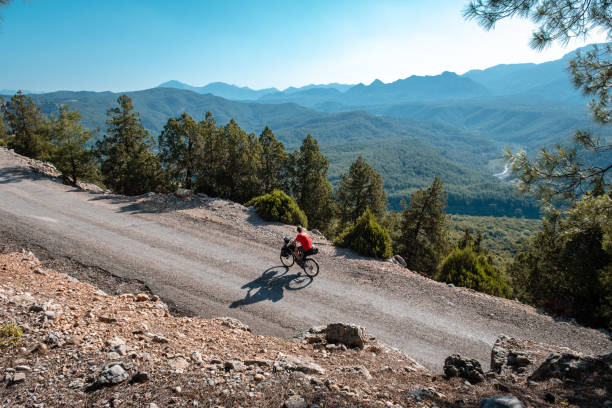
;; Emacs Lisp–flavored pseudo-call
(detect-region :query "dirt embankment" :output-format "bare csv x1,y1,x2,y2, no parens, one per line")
2,251,611,407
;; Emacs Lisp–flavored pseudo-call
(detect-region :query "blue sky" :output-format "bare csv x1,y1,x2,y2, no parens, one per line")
0,0,607,92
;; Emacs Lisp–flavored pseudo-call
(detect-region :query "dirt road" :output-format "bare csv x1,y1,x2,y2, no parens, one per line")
1,148,610,371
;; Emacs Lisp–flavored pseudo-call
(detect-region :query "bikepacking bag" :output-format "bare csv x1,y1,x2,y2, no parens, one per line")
311,247,319,255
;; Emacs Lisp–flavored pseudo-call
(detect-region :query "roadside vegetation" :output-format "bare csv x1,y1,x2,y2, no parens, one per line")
334,209,393,259
0,322,22,348
246,190,308,228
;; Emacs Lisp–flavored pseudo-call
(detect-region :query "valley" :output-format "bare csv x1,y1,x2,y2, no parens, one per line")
7,44,608,219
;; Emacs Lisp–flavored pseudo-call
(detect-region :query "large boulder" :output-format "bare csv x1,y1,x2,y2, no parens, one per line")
325,323,367,349
530,352,612,382
444,354,485,384
491,335,535,374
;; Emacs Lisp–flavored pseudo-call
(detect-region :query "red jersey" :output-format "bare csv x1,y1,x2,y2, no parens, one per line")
295,232,312,250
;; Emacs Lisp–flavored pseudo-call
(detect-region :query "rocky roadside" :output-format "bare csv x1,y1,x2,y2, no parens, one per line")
1,251,611,407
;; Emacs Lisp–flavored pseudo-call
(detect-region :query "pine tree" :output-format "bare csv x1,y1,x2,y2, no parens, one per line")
258,126,289,194
292,135,335,232
49,105,99,185
205,119,261,203
1,91,51,160
195,111,219,195
336,155,387,226
399,177,449,276
96,95,165,195
158,112,202,190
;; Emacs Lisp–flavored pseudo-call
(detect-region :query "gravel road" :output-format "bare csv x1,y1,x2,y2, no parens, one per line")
1,148,610,372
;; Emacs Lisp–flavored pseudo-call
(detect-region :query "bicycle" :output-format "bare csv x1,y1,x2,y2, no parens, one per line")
280,237,319,277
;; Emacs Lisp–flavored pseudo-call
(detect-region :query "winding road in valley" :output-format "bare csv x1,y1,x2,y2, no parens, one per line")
1,148,610,372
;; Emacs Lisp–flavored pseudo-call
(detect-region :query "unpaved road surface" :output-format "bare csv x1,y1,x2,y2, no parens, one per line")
1,148,610,372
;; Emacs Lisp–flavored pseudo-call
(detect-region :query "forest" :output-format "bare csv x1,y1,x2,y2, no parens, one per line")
14,86,577,218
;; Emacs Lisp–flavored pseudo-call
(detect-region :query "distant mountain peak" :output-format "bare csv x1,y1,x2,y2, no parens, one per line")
156,81,278,100
158,80,187,87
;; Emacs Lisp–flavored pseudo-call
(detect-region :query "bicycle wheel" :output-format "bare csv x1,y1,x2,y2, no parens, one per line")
302,258,319,277
280,251,294,267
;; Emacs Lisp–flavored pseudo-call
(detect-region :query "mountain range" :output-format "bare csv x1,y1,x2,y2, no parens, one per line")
157,81,354,102
158,44,599,108
3,43,607,218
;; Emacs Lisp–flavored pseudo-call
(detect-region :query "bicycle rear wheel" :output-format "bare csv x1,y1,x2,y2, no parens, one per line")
280,251,294,267
302,258,319,277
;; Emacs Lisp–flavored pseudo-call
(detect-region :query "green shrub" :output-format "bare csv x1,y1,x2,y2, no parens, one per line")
246,190,308,228
0,323,22,348
335,209,393,259
436,246,512,298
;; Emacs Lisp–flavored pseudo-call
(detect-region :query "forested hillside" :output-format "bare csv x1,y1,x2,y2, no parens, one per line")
5,87,544,216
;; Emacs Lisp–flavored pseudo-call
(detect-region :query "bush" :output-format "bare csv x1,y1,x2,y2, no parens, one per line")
334,209,393,259
0,323,22,348
436,246,512,298
246,190,308,228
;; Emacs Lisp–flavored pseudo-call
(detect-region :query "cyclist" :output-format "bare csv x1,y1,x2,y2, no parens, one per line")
290,226,312,264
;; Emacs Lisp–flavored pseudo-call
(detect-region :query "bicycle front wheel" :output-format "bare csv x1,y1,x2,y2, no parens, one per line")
281,251,294,267
302,258,319,277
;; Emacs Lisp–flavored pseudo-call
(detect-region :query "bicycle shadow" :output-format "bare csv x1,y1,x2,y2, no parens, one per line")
229,265,312,308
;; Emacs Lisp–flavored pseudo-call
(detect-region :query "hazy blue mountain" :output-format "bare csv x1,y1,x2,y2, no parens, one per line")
156,80,198,91
341,72,490,105
462,44,604,103
254,72,490,107
157,80,278,100
258,87,344,105
282,83,354,94
155,44,600,109
156,80,355,101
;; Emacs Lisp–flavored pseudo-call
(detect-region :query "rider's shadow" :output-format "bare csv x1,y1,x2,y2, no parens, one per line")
229,266,312,308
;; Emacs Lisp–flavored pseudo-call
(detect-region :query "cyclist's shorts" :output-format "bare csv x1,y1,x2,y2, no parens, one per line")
299,247,315,257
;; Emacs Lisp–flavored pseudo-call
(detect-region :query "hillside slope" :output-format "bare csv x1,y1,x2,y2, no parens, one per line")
3,251,611,406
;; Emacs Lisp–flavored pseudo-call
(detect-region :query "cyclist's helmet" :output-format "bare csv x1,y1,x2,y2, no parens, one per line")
297,226,303,233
